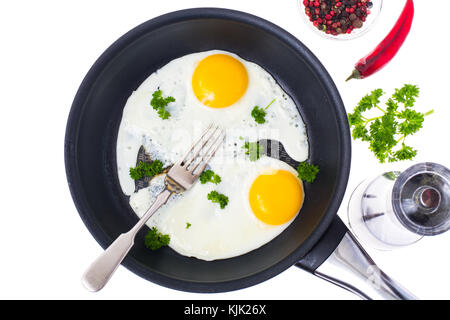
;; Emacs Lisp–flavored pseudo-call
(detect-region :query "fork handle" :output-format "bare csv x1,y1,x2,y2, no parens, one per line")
81,189,172,292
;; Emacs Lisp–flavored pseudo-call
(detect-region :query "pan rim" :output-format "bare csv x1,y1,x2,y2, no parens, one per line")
64,7,351,293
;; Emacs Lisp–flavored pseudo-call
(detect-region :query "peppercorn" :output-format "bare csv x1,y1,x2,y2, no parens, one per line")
353,19,363,28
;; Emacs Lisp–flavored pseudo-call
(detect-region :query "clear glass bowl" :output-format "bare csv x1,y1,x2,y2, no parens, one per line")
298,0,383,41
347,163,450,251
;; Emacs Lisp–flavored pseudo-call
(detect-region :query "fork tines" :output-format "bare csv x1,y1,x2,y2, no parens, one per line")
178,124,225,175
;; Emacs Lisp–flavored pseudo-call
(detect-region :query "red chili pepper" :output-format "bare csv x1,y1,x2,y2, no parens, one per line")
346,0,415,81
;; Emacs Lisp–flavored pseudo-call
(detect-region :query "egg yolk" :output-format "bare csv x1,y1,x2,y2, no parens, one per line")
192,54,248,108
249,170,304,225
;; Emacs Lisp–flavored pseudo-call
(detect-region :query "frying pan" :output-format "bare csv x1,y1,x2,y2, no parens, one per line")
64,8,416,299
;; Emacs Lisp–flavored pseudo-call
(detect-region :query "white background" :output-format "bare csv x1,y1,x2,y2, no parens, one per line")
0,0,448,300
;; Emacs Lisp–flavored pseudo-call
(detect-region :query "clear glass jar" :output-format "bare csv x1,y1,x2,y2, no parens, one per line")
347,162,450,250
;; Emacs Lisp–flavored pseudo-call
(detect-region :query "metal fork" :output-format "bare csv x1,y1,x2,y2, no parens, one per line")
81,124,225,292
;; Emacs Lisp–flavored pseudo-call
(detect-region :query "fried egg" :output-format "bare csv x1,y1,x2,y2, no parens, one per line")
129,156,303,261
116,50,309,260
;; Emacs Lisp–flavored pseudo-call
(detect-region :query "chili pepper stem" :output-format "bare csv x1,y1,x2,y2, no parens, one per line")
346,69,361,81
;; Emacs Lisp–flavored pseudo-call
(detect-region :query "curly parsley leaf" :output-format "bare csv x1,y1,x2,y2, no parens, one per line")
251,106,267,124
129,160,164,180
150,90,175,120
356,89,384,113
392,84,419,108
348,111,364,126
297,161,319,183
199,170,221,185
144,227,170,250
157,107,171,120
251,99,275,124
369,113,398,163
207,190,229,209
351,124,371,141
397,109,426,136
385,98,399,113
348,84,433,163
393,143,417,162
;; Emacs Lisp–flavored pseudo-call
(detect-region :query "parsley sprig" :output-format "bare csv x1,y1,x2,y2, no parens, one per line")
297,161,319,183
151,89,175,120
129,160,164,180
251,99,275,124
199,170,221,184
207,190,229,209
348,85,433,163
144,227,170,250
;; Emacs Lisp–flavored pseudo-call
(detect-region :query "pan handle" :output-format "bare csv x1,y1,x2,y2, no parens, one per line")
295,216,417,300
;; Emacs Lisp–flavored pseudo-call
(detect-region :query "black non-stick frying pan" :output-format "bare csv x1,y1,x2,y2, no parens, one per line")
64,8,416,299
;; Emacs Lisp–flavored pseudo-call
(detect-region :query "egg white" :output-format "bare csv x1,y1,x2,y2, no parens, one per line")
116,50,309,260
130,156,302,261
117,50,308,195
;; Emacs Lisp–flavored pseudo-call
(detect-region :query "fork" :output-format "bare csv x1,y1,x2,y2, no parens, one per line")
81,124,225,292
